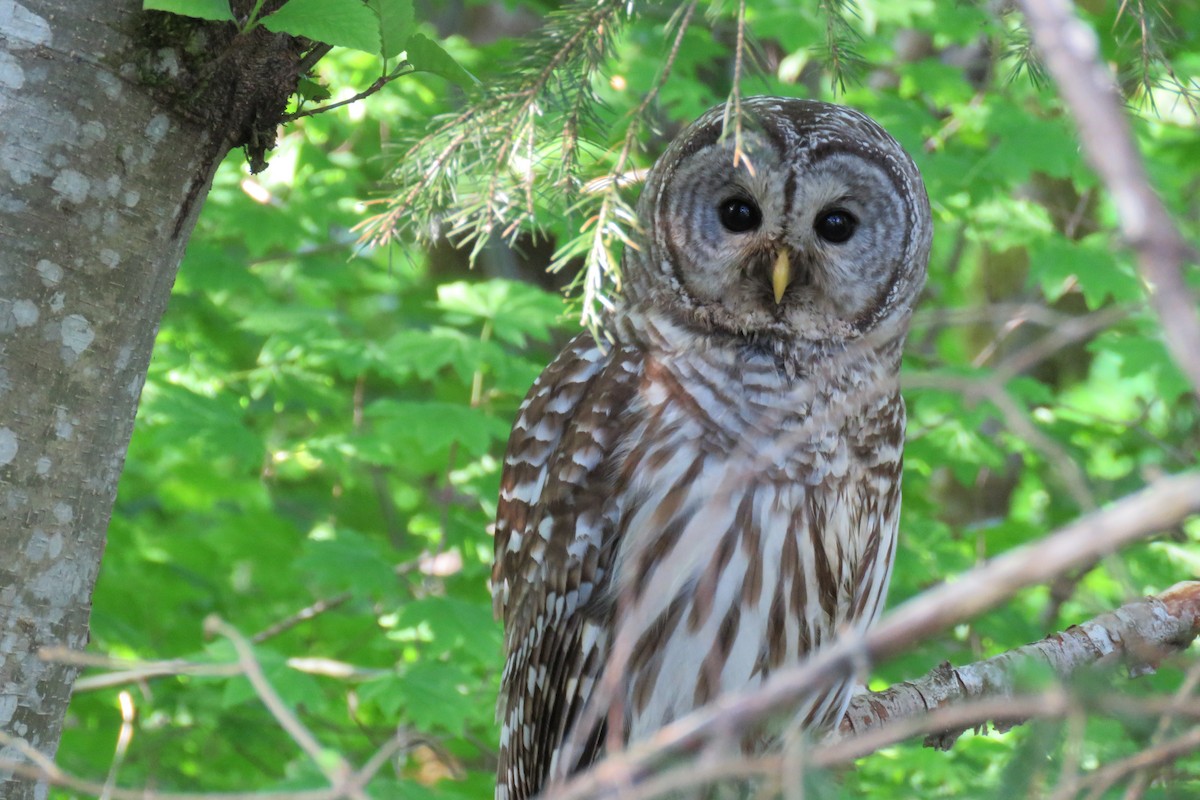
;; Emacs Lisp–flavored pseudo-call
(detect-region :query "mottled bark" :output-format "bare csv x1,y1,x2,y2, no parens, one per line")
837,581,1200,752
0,3,299,798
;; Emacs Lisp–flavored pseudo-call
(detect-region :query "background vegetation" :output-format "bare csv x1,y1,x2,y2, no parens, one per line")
52,0,1198,797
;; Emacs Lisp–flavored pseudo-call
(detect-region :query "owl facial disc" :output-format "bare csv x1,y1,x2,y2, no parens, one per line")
624,96,932,348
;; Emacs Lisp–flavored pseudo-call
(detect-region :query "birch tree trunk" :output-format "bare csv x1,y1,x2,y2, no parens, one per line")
0,3,299,797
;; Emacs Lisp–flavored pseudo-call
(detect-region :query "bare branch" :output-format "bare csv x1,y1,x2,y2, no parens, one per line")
1057,726,1200,799
284,64,414,122
100,691,136,800
0,724,412,800
583,688,1200,800
988,303,1131,384
204,616,360,796
42,644,383,694
1015,0,1200,401
39,647,244,692
1118,656,1200,798
905,371,1095,510
839,582,1200,748
549,472,1200,800
0,731,330,800
252,592,353,644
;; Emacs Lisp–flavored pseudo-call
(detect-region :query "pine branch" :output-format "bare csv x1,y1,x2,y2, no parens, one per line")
359,0,632,259
1114,0,1200,118
549,0,699,332
815,0,865,93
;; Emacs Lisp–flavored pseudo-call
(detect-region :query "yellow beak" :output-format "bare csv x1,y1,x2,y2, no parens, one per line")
772,250,792,304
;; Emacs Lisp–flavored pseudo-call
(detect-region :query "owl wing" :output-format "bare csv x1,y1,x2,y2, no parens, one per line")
492,332,642,800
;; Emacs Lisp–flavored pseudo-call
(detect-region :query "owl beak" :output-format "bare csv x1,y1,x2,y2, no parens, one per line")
771,250,792,304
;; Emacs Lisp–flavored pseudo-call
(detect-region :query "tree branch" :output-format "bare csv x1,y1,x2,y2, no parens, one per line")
1015,0,1200,401
1053,725,1200,799
204,617,361,796
0,730,408,800
252,592,353,644
547,472,1200,800
839,581,1200,749
284,64,414,122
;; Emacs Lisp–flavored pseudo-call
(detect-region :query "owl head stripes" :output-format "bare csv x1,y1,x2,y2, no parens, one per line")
625,97,931,348
493,97,931,800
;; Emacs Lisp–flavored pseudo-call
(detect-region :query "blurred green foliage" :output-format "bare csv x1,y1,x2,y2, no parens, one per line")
57,1,1198,798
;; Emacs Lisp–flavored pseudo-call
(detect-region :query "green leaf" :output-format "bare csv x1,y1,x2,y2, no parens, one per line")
436,280,563,346
139,383,263,469
294,528,398,598
364,399,511,463
1029,234,1142,307
393,597,501,664
389,661,478,733
381,327,540,393
1104,334,1193,402
260,0,380,54
143,0,234,22
366,0,415,59
382,328,483,383
217,644,324,709
404,33,479,87
296,77,332,103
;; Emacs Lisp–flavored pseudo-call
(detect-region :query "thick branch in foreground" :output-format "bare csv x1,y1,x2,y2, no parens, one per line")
549,472,1200,800
1016,0,1200,400
840,581,1200,750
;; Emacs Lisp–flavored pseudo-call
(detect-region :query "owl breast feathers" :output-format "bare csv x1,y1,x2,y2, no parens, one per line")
492,97,932,800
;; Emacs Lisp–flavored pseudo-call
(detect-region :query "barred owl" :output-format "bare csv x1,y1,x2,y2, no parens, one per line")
492,97,931,799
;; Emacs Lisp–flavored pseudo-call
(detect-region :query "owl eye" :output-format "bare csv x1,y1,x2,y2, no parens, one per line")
814,208,858,243
718,197,762,233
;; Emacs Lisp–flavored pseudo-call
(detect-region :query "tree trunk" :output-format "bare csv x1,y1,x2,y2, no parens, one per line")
0,3,299,797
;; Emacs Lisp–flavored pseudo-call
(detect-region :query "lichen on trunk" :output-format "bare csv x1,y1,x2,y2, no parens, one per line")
0,2,306,797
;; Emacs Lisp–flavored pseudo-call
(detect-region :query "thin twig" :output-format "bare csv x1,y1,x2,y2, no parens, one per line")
1118,656,1200,799
39,647,244,692
1076,726,1200,799
285,64,413,122
988,303,1130,383
41,645,382,693
252,592,353,644
564,688,1200,800
839,582,1200,748
99,691,136,800
905,371,1095,509
205,617,359,796
0,728,410,800
911,302,1121,331
295,43,334,77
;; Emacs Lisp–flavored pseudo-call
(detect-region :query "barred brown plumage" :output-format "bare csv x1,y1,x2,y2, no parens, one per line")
492,97,931,799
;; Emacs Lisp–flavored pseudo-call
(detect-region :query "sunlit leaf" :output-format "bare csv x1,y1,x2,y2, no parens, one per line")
260,0,380,53
404,32,479,86
143,0,233,22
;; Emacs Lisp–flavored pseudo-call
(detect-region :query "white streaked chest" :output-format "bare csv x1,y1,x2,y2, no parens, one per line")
606,350,901,742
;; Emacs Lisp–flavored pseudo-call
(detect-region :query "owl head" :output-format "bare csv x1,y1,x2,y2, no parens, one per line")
623,97,931,350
